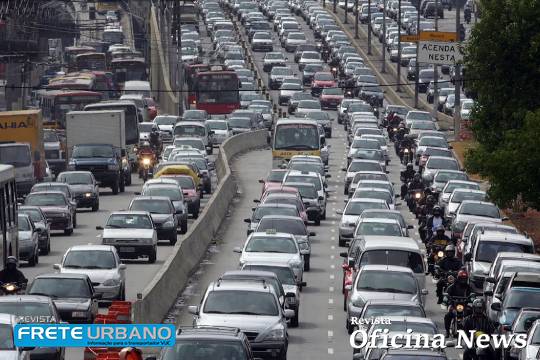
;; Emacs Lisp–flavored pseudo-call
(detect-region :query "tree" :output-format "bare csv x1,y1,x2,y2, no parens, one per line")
464,0,540,209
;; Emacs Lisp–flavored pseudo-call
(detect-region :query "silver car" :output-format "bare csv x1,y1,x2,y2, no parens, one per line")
422,156,460,185
54,245,127,300
337,199,390,247
17,214,39,267
188,279,294,359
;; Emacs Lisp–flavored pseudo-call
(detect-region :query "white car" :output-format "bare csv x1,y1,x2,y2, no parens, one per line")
461,99,474,120
234,231,304,281
298,51,323,71
337,198,390,246
0,314,32,359
445,189,487,220
205,119,232,145
153,115,179,143
251,31,273,52
54,245,127,300
138,122,158,141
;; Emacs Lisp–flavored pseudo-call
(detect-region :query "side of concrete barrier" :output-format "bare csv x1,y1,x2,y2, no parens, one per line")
132,130,269,324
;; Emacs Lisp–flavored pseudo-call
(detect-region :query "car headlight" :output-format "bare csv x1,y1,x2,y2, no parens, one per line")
84,193,92,198
264,326,285,341
102,278,121,286
437,251,444,258
163,217,175,227
456,304,464,312
72,311,87,318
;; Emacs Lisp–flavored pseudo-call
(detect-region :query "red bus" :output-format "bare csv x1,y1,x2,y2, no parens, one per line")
195,66,240,114
185,63,210,106
37,89,103,129
110,57,147,92
46,71,115,99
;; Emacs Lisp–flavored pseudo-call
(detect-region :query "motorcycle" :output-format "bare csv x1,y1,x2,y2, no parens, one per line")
427,245,446,275
0,282,25,295
400,147,413,164
446,294,475,338
407,188,423,212
138,156,154,182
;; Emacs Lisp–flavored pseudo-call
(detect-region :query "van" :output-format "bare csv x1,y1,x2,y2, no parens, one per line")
123,80,152,98
355,236,426,289
173,122,214,155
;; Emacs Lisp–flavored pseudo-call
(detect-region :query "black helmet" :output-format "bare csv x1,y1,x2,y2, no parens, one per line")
436,225,445,233
433,206,442,215
413,173,421,181
406,163,413,171
427,195,435,204
472,298,485,314
151,127,158,133
6,256,17,270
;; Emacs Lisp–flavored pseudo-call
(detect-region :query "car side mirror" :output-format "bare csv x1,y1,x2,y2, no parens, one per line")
464,253,472,262
309,231,316,236
285,292,295,298
244,218,251,223
502,216,509,221
233,247,242,253
283,309,295,319
188,305,199,315
318,196,324,201
53,264,61,270
134,192,141,195
491,302,501,312
342,168,347,172
96,226,104,230
298,281,307,287
340,252,348,258
258,179,265,183
325,174,331,178
92,293,102,300
421,289,428,295
119,264,127,270
336,210,343,215
253,199,260,203
407,225,414,229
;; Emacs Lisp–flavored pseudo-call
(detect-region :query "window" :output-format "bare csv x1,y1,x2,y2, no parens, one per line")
203,290,278,316
356,271,418,294
29,278,91,298
63,250,116,270
360,250,424,273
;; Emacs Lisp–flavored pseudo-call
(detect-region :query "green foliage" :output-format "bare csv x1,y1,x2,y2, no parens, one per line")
464,0,540,209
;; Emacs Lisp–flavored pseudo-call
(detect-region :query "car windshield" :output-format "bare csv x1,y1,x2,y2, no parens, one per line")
371,321,436,336
514,313,540,333
0,324,14,350
505,289,540,310
352,150,383,161
253,207,298,221
72,145,114,158
314,73,334,81
353,190,392,203
32,185,68,195
427,158,458,170
142,187,182,202
245,236,297,253
322,88,343,96
19,209,42,222
356,222,402,237
0,302,54,322
243,265,296,285
292,93,313,101
58,172,93,185
258,219,306,235
163,340,248,360
445,182,480,194
435,171,468,183
206,121,228,130
452,191,486,203
411,121,437,130
203,290,278,316
288,33,306,40
106,214,153,229
228,118,252,128
463,101,474,110
254,32,271,39
272,67,292,76
345,201,387,215
17,216,31,231
174,139,205,150
352,140,379,149
360,250,424,273
154,116,177,126
63,250,116,269
29,278,91,298
267,171,286,182
25,193,66,206
289,163,324,175
364,305,424,318
266,53,285,60
425,148,451,157
476,242,533,263
349,162,381,172
459,203,499,218
285,184,317,199
305,64,324,72
285,175,321,191
130,199,171,214
282,83,302,90
356,271,417,294
420,137,446,147
298,101,321,109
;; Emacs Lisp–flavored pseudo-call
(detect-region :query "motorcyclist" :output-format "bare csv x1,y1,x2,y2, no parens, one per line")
463,299,495,360
416,189,435,217
400,163,415,199
459,24,466,41
443,270,474,337
464,5,472,23
406,173,424,210
0,257,27,286
426,206,447,240
398,134,415,162
436,244,463,304
148,127,161,154
137,141,157,165
428,225,452,247
394,124,407,153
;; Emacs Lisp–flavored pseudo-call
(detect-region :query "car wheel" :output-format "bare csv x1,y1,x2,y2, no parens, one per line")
92,200,99,212
125,173,132,186
111,180,119,195
304,255,310,271
193,209,199,219
119,177,125,193
73,214,77,228
64,228,73,236
321,209,326,220
205,184,212,194
181,221,188,234
170,233,177,246
206,147,213,155
291,309,299,327
148,247,157,263
119,285,126,301
28,251,36,267
343,293,347,311
339,237,347,247
314,217,321,226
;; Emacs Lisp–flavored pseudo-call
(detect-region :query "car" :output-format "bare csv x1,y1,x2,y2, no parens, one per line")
491,287,540,332
156,175,201,218
0,295,64,359
53,245,126,301
140,184,189,234
348,149,386,173
287,92,313,114
0,313,37,358
284,32,307,52
319,87,344,110
464,232,534,293
278,83,303,105
251,31,273,51
188,279,294,359
138,122,159,141
348,171,391,195
56,171,100,211
263,52,287,72
17,214,39,267
301,63,326,86
502,308,540,360
445,189,487,220
258,191,309,224
440,180,482,205
18,206,50,256
128,196,178,244
337,198,390,246
358,209,414,237
415,136,450,161
268,66,296,90
461,99,474,120
422,156,460,185
351,187,399,210
287,159,327,179
459,223,520,258
27,273,100,323
311,71,336,96
282,182,323,224
182,109,209,122
346,265,428,333
245,203,300,235
255,216,314,271
297,51,323,71
452,200,506,237
98,211,158,263
282,170,327,220
24,191,76,236
342,160,385,194
30,182,76,206
356,299,427,328
153,115,179,143
354,218,405,240
156,327,255,360
359,84,384,107
431,169,470,193
294,44,319,62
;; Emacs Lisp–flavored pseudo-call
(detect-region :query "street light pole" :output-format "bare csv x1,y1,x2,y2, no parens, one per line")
355,0,359,38
381,1,386,73
396,0,402,92
344,0,348,23
367,0,372,55
334,0,337,13
454,3,462,139
414,6,420,107
433,0,439,120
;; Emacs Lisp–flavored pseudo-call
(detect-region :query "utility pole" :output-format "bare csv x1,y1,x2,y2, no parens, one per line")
454,3,462,139
381,1,386,73
334,0,337,13
433,0,439,120
396,0,402,92
344,0,348,23
355,0,359,38
414,7,420,107
367,0,372,54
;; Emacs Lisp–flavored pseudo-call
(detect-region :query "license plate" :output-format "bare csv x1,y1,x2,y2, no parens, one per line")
119,247,135,253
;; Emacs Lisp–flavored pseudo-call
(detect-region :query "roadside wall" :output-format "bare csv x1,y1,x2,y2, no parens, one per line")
132,130,268,324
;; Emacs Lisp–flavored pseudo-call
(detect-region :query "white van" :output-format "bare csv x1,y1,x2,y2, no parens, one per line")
123,80,152,98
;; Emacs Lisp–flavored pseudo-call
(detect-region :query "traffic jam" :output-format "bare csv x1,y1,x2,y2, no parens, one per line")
0,0,538,359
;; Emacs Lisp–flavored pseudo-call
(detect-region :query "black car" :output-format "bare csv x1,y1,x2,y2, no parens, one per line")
151,327,255,360
128,196,178,245
0,295,65,360
27,273,100,323
57,171,100,211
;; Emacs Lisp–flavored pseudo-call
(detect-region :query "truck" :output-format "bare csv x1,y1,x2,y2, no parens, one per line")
65,110,127,195
0,110,46,197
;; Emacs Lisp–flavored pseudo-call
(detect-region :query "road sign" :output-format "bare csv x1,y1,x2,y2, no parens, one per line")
400,35,419,42
419,31,457,42
418,41,464,65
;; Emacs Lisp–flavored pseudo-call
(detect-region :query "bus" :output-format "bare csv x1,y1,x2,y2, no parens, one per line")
96,1,120,13
195,66,240,114
38,89,103,129
272,119,322,168
64,46,96,72
103,27,124,45
0,165,18,269
75,52,107,72
110,57,147,92
185,63,210,105
46,72,115,99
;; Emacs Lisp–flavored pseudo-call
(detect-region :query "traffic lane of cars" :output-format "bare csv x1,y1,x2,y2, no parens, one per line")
23,170,217,302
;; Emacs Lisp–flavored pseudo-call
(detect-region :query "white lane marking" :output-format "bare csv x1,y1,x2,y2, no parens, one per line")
329,286,334,292
328,298,334,304
328,348,334,355
331,221,336,225
331,236,336,241
330,274,335,280
330,264,335,269
330,255,335,260
331,229,335,233
328,330,334,338
328,314,334,320
331,245,335,250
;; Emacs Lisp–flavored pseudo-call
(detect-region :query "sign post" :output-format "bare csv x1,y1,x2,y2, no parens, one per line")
433,0,439,121
396,0,402,92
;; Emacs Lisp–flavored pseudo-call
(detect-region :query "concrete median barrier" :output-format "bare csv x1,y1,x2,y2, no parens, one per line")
132,130,269,324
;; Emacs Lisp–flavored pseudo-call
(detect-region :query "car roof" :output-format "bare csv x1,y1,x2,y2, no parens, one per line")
221,270,280,281
477,231,533,244
67,244,116,252
209,279,274,293
358,217,401,224
27,190,66,196
257,215,303,222
360,264,415,274
495,252,540,261
0,295,53,304
34,273,90,280
110,210,150,216
362,236,420,250
131,196,172,202
364,299,424,307
348,198,388,203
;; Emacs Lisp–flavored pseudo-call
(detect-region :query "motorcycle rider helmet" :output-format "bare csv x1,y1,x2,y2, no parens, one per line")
472,298,485,315
457,270,468,284
436,225,445,234
413,173,421,182
406,163,413,171
427,195,435,204
433,206,442,216
6,256,17,271
444,244,455,257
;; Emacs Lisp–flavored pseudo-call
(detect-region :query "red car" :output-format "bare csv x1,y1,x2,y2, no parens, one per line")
258,169,288,195
160,174,201,219
320,87,344,109
311,72,336,96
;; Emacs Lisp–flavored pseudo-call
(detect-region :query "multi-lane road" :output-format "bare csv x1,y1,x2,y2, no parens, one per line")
172,5,464,360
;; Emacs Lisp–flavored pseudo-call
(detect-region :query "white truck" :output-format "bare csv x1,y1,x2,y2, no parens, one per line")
65,110,131,193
